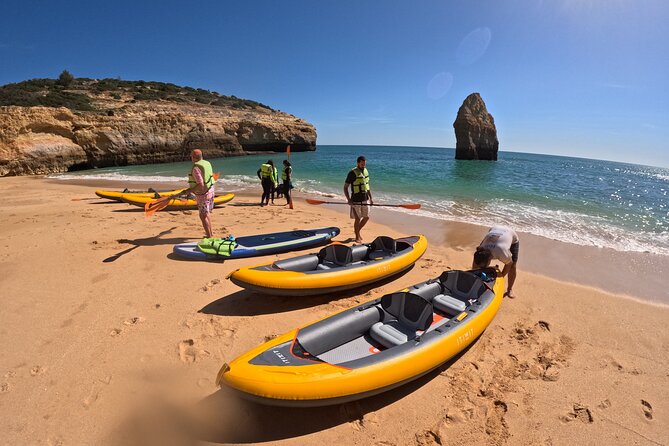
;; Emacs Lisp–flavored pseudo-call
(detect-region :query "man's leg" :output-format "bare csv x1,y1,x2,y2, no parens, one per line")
506,262,517,297
200,212,213,238
353,217,362,242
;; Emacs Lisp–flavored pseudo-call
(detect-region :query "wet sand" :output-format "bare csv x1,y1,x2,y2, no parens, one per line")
0,177,667,445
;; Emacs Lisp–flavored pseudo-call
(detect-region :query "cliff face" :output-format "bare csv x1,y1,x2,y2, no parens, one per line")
0,92,316,176
453,93,498,161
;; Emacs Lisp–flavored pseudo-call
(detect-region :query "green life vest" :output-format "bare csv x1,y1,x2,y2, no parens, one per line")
260,163,273,179
188,159,214,190
282,166,292,181
197,236,238,257
351,167,370,194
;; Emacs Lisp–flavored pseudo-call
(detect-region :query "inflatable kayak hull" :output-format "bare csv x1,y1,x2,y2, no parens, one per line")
228,235,428,296
95,188,185,201
173,227,341,260
216,269,504,406
120,193,234,210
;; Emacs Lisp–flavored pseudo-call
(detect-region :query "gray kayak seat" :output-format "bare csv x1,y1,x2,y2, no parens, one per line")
273,254,320,272
370,292,434,348
367,236,397,260
433,271,486,316
316,244,370,270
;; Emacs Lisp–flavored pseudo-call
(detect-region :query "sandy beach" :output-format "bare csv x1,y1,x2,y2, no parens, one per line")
1,177,667,446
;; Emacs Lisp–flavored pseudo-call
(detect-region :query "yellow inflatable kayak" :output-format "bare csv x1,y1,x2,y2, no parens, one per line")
217,268,504,406
120,193,235,210
228,235,427,296
95,188,186,201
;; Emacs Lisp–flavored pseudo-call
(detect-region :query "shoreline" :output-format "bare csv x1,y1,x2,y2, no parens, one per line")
47,176,668,304
1,176,668,445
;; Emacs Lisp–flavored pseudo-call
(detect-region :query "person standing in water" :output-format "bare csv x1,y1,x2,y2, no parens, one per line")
257,160,276,206
471,225,520,298
344,155,373,243
282,159,293,209
182,149,215,238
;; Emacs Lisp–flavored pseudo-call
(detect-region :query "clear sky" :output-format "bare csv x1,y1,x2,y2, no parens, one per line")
1,0,668,167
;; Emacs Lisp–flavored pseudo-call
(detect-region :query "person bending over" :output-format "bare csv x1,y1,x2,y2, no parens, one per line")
472,225,519,298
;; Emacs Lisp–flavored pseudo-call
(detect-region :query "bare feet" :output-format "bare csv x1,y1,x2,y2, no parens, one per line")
504,290,516,299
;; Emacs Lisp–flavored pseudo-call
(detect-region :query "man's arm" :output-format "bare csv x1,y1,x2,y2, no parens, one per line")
367,189,373,205
344,183,351,204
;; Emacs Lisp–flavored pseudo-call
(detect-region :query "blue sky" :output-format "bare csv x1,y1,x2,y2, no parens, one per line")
1,0,668,167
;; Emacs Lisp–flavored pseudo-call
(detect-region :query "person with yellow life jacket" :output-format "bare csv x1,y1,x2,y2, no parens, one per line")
344,155,373,243
257,160,276,206
270,164,279,204
182,149,216,237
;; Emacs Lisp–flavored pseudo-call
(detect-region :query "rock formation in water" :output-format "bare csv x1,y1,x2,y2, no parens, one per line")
453,93,498,161
0,77,316,176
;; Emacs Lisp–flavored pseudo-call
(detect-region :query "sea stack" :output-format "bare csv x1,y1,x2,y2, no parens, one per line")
453,93,499,160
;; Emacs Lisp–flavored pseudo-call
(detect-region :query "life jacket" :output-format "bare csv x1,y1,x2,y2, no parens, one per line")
260,163,273,179
188,159,214,190
282,166,292,181
351,167,370,194
272,167,278,184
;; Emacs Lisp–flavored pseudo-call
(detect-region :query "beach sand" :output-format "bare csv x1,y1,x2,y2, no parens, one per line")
0,177,667,445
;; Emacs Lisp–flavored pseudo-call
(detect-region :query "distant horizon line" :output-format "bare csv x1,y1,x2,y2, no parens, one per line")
314,144,669,170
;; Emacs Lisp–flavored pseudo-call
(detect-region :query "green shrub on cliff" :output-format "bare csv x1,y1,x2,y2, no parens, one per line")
0,76,274,112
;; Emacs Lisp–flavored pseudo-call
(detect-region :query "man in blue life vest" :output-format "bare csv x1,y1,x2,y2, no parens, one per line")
344,155,374,243
472,225,520,298
183,149,215,238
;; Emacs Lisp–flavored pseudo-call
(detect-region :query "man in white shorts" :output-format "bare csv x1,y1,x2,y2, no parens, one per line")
472,225,519,298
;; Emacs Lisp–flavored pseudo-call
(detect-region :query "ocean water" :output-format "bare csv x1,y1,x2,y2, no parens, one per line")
51,145,669,256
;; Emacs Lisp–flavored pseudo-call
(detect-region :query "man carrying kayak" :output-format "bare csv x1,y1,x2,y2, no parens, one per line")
344,155,373,243
182,149,216,238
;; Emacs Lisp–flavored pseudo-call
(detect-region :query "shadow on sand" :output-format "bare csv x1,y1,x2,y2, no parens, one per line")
102,227,193,263
192,340,478,444
199,266,415,316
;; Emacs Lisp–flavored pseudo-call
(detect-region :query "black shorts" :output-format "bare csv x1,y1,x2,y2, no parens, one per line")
510,242,519,263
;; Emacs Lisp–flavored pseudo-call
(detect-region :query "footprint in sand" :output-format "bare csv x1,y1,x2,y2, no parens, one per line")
641,400,653,420
178,339,210,363
561,404,593,424
485,400,510,441
123,316,145,326
110,328,122,337
1,382,9,393
30,365,45,376
83,387,99,409
200,278,221,292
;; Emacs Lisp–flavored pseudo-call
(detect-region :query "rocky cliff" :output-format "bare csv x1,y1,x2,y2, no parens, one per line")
453,93,498,161
0,78,316,176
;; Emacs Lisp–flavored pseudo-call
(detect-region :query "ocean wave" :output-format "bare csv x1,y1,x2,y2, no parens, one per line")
376,197,669,256
48,172,186,182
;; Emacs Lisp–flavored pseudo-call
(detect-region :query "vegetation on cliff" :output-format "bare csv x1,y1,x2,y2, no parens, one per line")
0,71,274,113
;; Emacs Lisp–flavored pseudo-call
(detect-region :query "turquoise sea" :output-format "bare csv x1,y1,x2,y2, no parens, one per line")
51,145,669,256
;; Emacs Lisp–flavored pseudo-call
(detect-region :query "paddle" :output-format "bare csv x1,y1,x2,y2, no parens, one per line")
306,199,421,210
71,197,101,201
144,172,222,216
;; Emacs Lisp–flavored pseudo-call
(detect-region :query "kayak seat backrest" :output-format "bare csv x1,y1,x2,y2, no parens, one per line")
368,236,397,260
433,271,486,316
409,281,444,302
350,244,370,262
297,306,383,356
318,244,353,268
273,254,320,272
369,292,434,348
